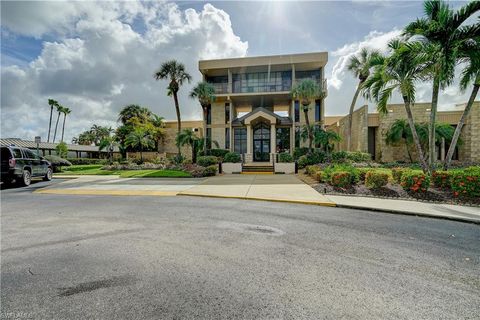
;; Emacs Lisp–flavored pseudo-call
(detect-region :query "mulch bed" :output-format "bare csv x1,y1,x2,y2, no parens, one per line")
299,172,480,207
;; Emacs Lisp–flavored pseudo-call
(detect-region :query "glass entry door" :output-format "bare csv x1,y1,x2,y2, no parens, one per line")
253,122,270,162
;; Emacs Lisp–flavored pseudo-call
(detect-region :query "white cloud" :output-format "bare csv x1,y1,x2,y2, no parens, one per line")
1,1,248,142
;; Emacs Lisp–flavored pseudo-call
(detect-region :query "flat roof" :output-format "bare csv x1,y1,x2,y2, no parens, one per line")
0,138,118,152
199,52,328,73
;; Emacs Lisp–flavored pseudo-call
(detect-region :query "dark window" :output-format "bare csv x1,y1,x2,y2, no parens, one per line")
23,149,37,159
1,147,12,160
206,105,211,125
225,128,230,149
11,148,22,158
206,128,212,149
315,99,321,122
295,69,321,82
206,75,228,93
295,126,301,148
225,103,230,124
232,71,292,93
276,127,290,153
234,128,247,154
294,101,300,122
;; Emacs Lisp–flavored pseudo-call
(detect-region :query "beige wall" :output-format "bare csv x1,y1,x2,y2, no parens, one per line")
327,105,368,153
159,120,203,158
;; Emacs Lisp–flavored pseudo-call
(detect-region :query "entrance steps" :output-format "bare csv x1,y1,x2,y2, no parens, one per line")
242,163,274,174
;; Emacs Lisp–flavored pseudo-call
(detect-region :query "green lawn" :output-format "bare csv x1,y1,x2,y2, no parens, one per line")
56,165,192,178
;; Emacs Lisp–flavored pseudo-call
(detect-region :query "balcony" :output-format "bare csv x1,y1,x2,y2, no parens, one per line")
232,71,292,94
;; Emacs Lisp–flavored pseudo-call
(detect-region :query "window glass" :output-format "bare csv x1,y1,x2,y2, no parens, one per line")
294,101,300,122
1,147,12,160
315,99,321,122
234,128,247,154
24,149,37,159
225,103,230,124
225,128,230,149
11,148,22,158
295,126,301,148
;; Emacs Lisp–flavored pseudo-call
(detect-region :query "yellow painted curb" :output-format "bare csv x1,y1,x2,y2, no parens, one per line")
34,189,178,196
178,192,336,207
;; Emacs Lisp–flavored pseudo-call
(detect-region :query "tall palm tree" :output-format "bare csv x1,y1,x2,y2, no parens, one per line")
346,48,382,151
176,129,199,163
444,38,480,170
385,119,414,162
404,0,480,171
125,128,154,162
118,104,150,125
99,135,118,164
154,60,192,156
189,81,216,155
47,99,59,142
291,79,324,153
363,39,429,173
60,107,71,142
52,104,64,143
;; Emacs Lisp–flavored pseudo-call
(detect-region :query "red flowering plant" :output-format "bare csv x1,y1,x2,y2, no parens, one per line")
400,171,430,193
450,170,480,198
431,170,452,189
329,171,354,189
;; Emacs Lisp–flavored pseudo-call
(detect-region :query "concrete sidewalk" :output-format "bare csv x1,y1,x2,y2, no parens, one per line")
326,195,480,224
178,175,335,206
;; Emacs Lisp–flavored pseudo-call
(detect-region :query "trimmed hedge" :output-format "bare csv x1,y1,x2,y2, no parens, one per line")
278,152,294,163
330,171,355,188
197,156,218,167
431,170,452,189
391,167,409,184
365,171,389,189
401,171,430,193
293,147,309,160
66,158,108,165
450,170,480,198
202,165,217,177
297,151,327,168
223,152,241,163
346,151,371,162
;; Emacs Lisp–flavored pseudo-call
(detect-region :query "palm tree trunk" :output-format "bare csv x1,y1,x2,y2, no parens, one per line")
173,91,182,156
61,113,67,142
444,81,479,170
140,146,143,162
52,112,61,143
403,98,428,173
303,105,313,153
428,75,440,173
203,107,208,156
347,81,362,152
405,144,413,163
47,106,53,142
191,144,196,163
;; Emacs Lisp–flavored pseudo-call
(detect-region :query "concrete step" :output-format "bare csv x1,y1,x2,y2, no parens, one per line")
242,165,274,173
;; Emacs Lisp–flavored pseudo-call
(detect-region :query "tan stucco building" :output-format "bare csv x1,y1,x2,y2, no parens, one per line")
197,52,328,163
327,101,480,163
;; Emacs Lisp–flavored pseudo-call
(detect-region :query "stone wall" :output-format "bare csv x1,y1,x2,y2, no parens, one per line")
327,105,368,153
159,120,203,159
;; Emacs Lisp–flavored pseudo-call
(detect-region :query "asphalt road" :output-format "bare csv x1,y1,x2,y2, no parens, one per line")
1,180,479,319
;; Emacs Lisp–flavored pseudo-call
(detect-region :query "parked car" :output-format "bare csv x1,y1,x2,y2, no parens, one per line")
1,146,53,186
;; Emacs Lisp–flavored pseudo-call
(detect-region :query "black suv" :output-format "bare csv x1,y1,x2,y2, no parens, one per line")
1,146,53,186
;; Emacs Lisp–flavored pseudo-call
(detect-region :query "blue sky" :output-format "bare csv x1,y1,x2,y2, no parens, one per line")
0,1,476,142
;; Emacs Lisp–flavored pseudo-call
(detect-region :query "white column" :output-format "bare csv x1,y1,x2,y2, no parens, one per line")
246,123,251,154
271,124,276,163
228,69,232,94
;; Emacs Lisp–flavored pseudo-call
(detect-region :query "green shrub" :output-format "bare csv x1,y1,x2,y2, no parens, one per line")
322,164,359,185
205,149,230,159
365,171,389,189
391,167,409,184
331,151,348,163
305,165,322,176
297,151,326,168
223,152,241,163
55,142,68,158
197,155,218,167
431,170,452,189
330,171,354,188
182,158,193,165
450,170,480,198
346,151,371,162
400,171,430,193
278,152,294,163
202,165,217,177
66,158,108,165
313,170,324,182
297,155,310,169
357,168,371,182
293,147,309,160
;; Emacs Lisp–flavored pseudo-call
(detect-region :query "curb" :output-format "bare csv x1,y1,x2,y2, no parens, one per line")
333,203,480,225
178,192,336,207
34,189,178,196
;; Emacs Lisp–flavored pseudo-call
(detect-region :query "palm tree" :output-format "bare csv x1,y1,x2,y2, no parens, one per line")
190,81,216,155
52,104,64,143
154,60,192,156
404,0,480,171
47,99,59,143
60,107,71,142
444,38,480,170
99,135,118,164
176,129,199,163
118,104,151,125
346,48,382,151
385,119,415,162
125,128,154,162
291,79,324,153
363,39,429,173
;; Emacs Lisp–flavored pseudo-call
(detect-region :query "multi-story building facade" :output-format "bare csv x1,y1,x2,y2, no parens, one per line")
199,52,328,163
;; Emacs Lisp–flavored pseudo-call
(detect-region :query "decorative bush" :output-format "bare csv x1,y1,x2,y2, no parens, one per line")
297,151,326,168
313,170,324,182
297,155,310,169
202,165,217,177
346,151,371,162
365,171,389,189
400,171,430,193
223,152,241,163
322,164,359,185
197,156,218,167
431,170,452,189
330,171,354,188
278,152,294,163
293,147,309,160
182,159,193,165
331,151,348,163
205,149,230,159
357,168,371,182
305,165,322,176
392,167,409,184
172,154,185,165
102,162,166,170
450,171,480,198
45,155,72,172
182,164,206,178
66,158,108,165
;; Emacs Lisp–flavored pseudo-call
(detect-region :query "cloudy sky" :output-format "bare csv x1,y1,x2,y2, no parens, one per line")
1,0,476,143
